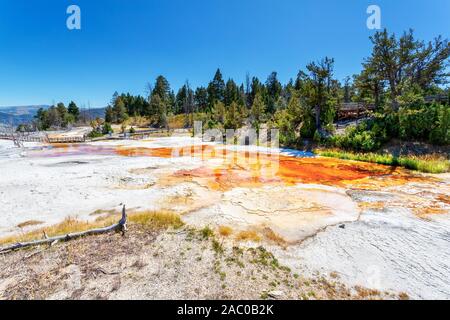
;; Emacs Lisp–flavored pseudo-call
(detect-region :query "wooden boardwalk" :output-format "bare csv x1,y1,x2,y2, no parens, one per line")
0,132,45,142
0,132,86,144
337,103,376,120
46,136,86,143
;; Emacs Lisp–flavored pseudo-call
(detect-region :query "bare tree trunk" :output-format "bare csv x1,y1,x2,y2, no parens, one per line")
315,105,321,130
0,206,127,254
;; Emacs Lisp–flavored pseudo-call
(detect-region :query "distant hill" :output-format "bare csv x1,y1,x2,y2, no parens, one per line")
79,107,106,121
0,105,106,125
0,105,49,125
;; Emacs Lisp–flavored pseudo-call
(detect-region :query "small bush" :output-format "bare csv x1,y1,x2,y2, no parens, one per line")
218,226,233,237
200,226,214,239
212,239,224,255
429,105,450,145
235,230,261,242
102,122,113,135
88,130,103,138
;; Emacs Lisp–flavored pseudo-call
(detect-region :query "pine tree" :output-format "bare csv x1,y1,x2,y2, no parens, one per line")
194,87,208,112
150,94,167,128
68,101,80,121
213,101,226,125
104,106,114,123
207,69,225,109
250,92,266,130
112,97,128,124
224,79,239,106
266,72,282,114
225,101,242,130
305,57,334,130
152,76,171,102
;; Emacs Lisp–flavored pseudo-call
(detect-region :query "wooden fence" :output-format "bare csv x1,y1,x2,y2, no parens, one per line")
337,103,376,119
0,132,86,144
46,135,86,143
424,94,449,103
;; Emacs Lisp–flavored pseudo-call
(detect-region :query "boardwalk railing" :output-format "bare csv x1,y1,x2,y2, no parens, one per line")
0,132,86,144
424,94,449,103
46,135,86,143
0,132,45,142
337,103,376,119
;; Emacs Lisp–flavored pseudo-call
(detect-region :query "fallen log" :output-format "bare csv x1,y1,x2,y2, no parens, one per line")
0,205,127,254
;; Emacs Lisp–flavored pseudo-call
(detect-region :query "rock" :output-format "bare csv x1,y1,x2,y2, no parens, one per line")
268,290,285,299
339,224,345,229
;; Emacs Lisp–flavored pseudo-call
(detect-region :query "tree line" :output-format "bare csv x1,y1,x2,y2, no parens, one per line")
105,29,449,147
36,29,450,148
34,102,80,131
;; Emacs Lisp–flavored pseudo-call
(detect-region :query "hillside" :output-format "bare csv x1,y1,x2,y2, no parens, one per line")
0,105,106,126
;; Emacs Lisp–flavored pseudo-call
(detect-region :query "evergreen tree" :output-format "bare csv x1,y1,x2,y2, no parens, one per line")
150,94,167,128
194,87,208,112
250,92,266,130
152,76,171,103
266,72,282,114
104,106,114,123
224,79,239,106
363,29,449,110
56,103,67,119
35,108,50,131
68,101,80,121
305,57,335,130
175,85,188,115
112,97,128,123
207,69,225,109
225,101,242,130
47,106,62,128
249,77,264,107
213,101,226,125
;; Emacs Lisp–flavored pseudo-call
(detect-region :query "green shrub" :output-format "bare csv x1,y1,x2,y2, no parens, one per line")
331,103,449,152
331,121,383,152
316,150,449,173
398,105,436,140
88,130,103,138
429,105,450,145
396,103,449,144
102,122,113,135
313,130,322,143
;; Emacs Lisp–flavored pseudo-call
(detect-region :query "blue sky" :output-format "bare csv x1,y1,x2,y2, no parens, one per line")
0,0,449,107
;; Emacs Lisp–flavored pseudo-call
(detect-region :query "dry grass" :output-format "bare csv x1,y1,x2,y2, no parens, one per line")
128,210,184,230
330,272,339,279
398,292,410,300
17,220,44,228
124,116,150,127
168,114,188,129
0,217,114,246
0,210,183,247
262,227,287,247
235,230,261,242
218,226,233,237
354,286,382,299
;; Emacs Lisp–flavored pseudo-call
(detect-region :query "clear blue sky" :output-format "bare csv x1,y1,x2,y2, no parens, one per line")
0,0,449,107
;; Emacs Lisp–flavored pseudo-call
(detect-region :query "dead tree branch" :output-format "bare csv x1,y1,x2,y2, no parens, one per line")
0,205,127,254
